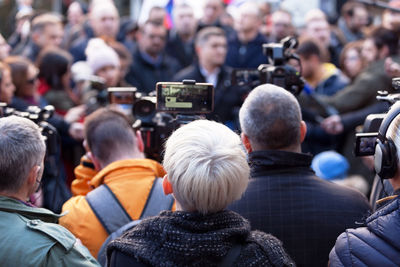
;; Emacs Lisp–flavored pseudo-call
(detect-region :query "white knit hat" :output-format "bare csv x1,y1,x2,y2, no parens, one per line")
85,38,120,74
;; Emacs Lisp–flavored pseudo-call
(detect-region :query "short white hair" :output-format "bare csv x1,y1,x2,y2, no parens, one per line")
163,120,249,214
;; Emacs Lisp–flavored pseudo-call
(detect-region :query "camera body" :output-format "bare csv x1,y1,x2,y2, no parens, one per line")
354,80,400,157
108,81,214,161
231,36,304,95
0,104,58,156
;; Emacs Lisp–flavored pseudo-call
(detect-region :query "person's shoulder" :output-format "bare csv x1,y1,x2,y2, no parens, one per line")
25,219,77,251
314,177,370,205
173,64,199,82
60,195,91,225
32,220,101,266
330,226,395,267
244,230,295,266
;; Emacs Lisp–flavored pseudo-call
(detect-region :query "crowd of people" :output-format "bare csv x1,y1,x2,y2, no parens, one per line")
1,0,400,266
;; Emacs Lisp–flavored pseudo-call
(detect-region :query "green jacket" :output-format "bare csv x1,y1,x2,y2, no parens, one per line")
321,57,399,114
0,196,100,267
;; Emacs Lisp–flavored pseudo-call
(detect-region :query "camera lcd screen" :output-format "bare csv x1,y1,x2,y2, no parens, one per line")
354,133,378,157
231,69,260,87
156,82,214,113
107,87,137,116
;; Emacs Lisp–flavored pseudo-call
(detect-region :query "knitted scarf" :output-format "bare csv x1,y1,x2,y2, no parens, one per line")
107,210,294,267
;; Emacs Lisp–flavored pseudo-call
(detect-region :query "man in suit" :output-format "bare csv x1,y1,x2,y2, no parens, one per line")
166,3,197,69
229,84,371,267
173,26,243,128
126,20,180,94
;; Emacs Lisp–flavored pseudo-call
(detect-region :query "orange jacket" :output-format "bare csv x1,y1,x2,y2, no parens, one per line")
60,158,166,257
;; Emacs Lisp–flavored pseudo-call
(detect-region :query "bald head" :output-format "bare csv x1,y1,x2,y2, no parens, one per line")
239,84,303,151
236,2,261,41
89,2,119,38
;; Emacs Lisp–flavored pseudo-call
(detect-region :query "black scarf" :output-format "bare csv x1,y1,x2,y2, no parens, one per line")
107,210,294,267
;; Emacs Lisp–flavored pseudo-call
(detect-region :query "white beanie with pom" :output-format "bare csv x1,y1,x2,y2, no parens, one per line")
85,38,120,74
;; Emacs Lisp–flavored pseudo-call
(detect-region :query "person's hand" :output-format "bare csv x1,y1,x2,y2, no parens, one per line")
64,105,86,123
68,122,84,140
321,115,344,135
384,57,400,78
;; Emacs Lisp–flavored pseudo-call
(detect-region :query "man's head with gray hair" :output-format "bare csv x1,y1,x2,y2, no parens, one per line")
239,84,306,152
0,116,46,194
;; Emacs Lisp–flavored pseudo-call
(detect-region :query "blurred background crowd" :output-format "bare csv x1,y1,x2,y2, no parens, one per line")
1,0,400,212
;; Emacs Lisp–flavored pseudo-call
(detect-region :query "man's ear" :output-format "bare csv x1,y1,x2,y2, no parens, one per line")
241,133,253,153
31,31,40,45
300,120,307,143
162,175,173,195
380,45,389,59
195,45,201,57
83,139,90,153
89,152,102,171
135,130,145,153
27,165,40,186
136,30,142,41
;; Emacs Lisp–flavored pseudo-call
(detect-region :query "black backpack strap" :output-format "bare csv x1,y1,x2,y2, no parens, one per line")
140,177,174,219
86,184,132,234
219,243,243,267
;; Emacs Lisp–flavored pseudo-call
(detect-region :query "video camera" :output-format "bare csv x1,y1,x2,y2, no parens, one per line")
108,80,214,161
354,78,400,156
231,36,304,95
0,104,59,156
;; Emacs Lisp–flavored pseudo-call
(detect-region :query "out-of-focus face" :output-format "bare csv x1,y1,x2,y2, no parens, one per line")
382,10,400,32
96,65,119,87
67,2,85,26
343,48,363,79
299,54,319,79
271,11,292,41
90,6,119,38
237,10,260,35
173,5,197,36
36,23,64,48
347,7,368,31
119,57,130,81
0,35,11,60
0,69,16,104
202,0,224,25
198,35,227,68
306,19,331,47
361,38,378,65
19,65,38,98
138,23,167,57
148,8,167,25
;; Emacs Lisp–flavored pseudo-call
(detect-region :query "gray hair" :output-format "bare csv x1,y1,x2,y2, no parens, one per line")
163,120,249,214
0,116,46,192
239,84,302,150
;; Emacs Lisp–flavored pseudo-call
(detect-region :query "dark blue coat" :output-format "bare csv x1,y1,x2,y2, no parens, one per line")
225,32,268,68
229,150,371,267
329,195,400,266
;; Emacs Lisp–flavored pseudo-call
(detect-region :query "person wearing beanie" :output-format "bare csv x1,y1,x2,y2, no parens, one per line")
312,150,369,195
312,151,350,180
85,38,120,88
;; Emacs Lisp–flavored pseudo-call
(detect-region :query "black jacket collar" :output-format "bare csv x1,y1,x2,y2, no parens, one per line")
249,150,313,176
